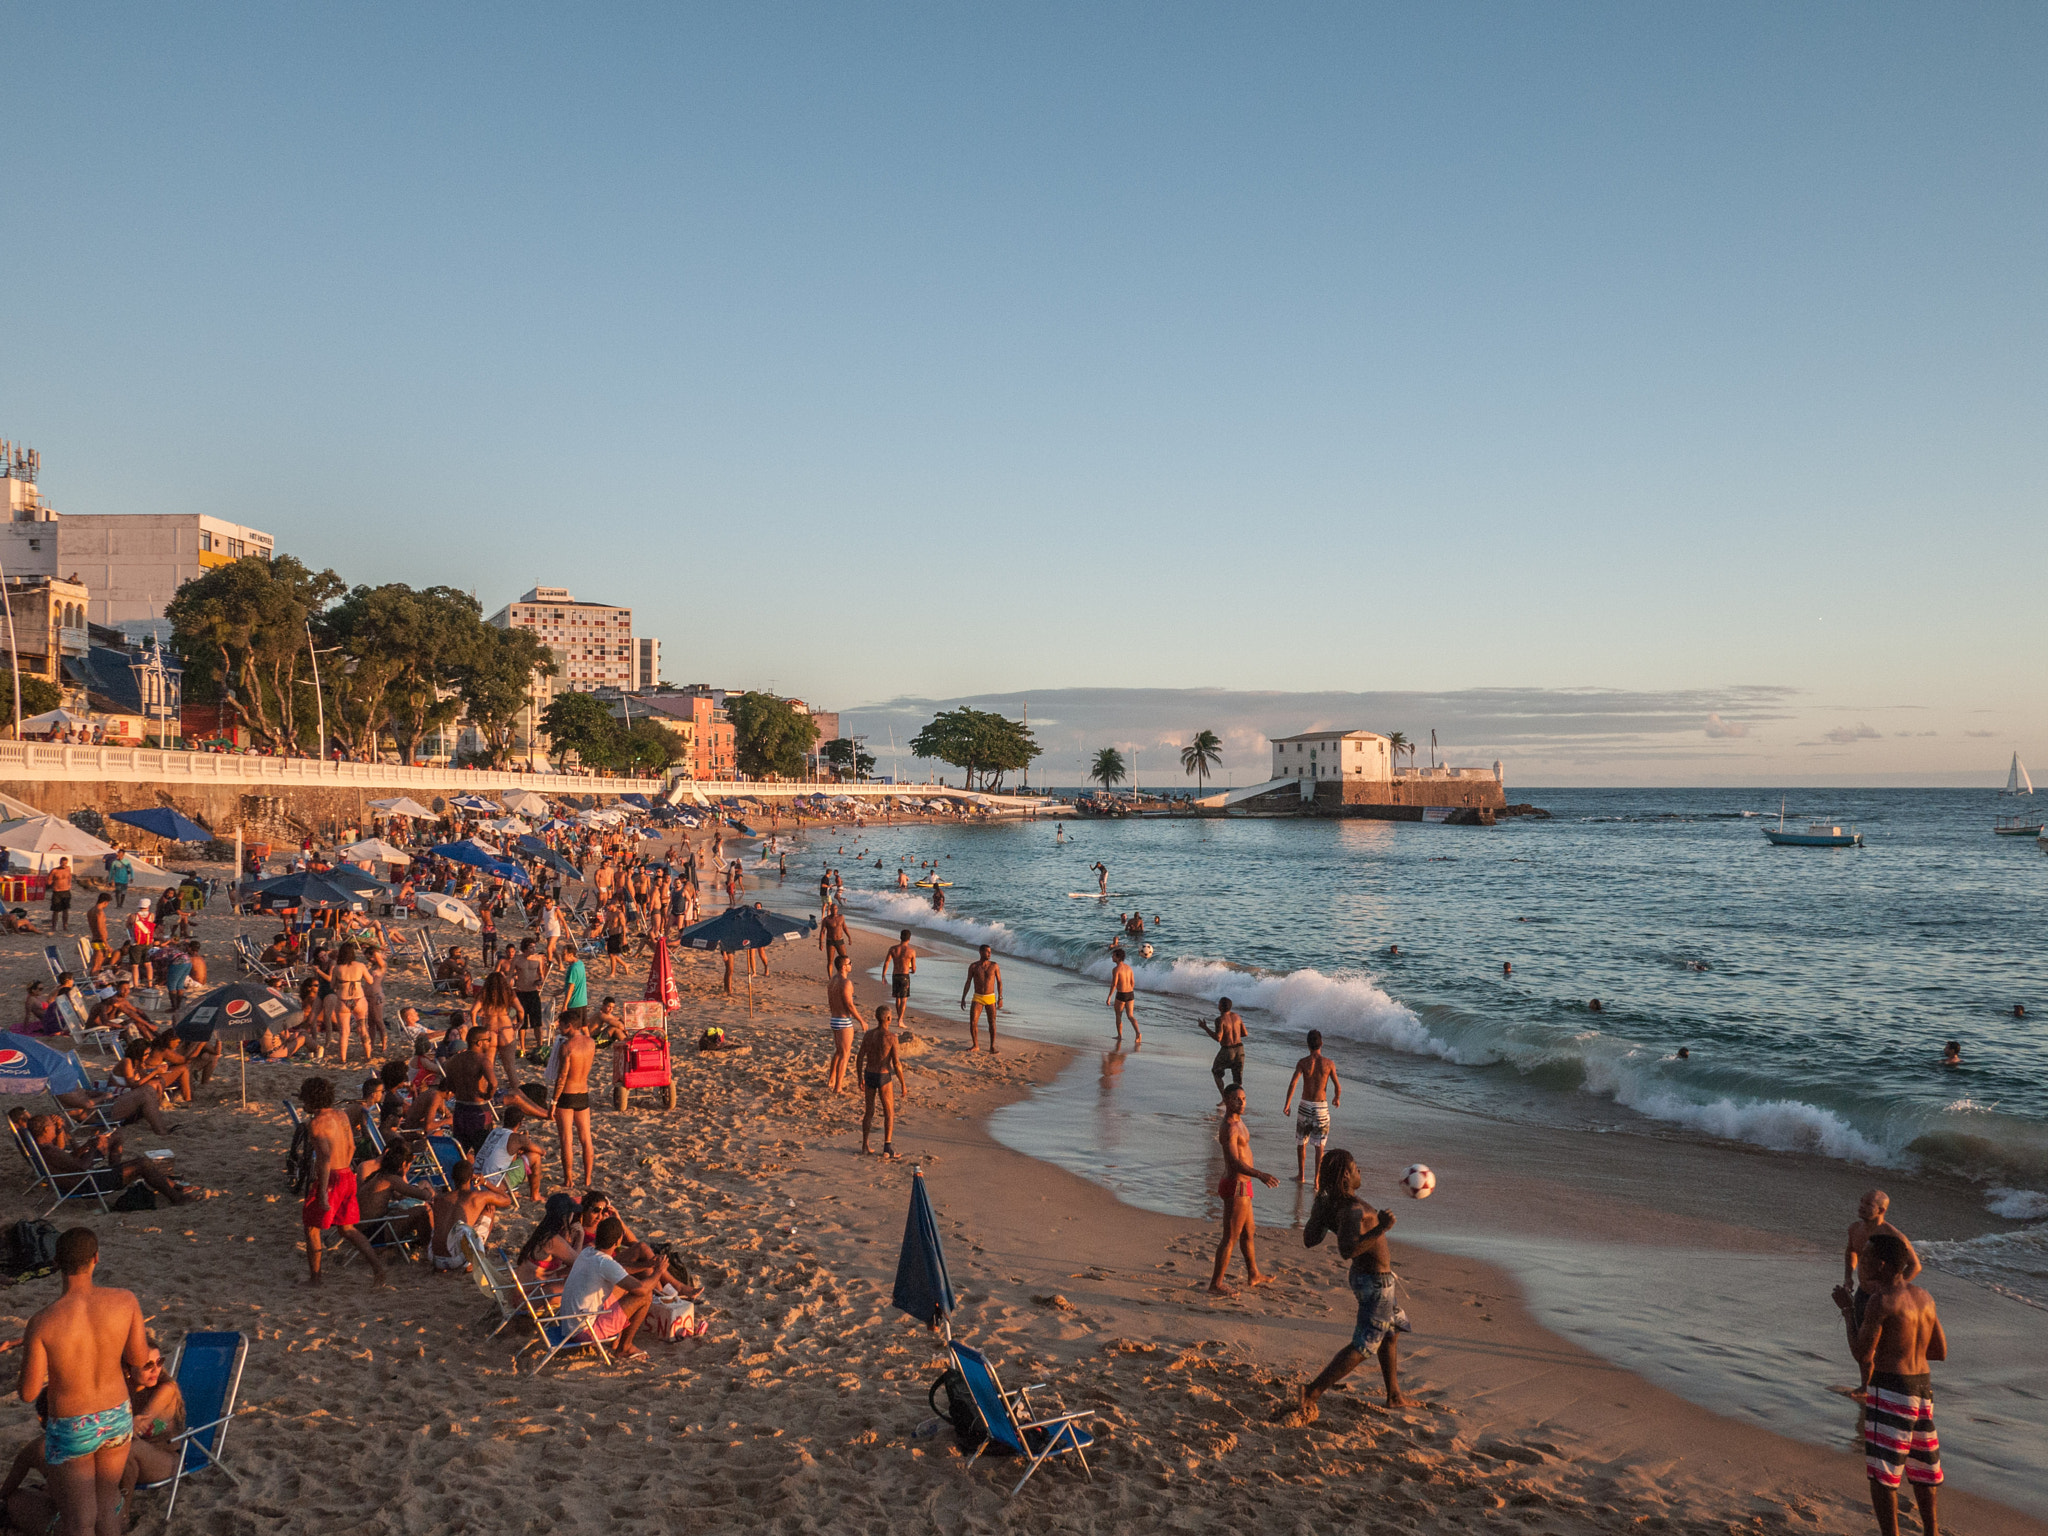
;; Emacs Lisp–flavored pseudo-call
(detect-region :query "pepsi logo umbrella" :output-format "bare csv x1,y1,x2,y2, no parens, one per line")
246,870,369,912
645,935,679,1011
0,1033,89,1096
676,904,814,953
174,981,302,1044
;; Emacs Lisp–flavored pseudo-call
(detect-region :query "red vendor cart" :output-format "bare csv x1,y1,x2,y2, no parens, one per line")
613,1000,676,1112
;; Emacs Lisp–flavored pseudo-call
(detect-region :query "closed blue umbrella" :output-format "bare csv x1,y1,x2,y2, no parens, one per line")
109,807,212,843
0,1032,88,1096
891,1169,956,1333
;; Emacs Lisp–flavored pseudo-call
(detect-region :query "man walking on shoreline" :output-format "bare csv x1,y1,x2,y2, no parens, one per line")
1836,1232,1946,1536
1282,1030,1341,1184
1202,996,1247,1100
1208,1084,1278,1295
825,953,858,1093
857,1003,908,1158
18,1227,149,1536
960,944,1002,1053
1106,948,1140,1043
885,929,916,1025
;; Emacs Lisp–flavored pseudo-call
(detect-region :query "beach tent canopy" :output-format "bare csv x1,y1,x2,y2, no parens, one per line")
366,797,435,818
500,790,550,817
18,708,90,732
891,1169,957,1331
427,839,530,887
341,837,411,865
122,858,186,890
676,905,813,953
415,892,481,931
173,982,301,1044
109,807,212,843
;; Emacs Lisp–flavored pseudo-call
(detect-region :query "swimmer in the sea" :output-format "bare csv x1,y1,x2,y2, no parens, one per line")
1588,998,1602,1013
1940,1040,1961,1066
1501,961,1512,977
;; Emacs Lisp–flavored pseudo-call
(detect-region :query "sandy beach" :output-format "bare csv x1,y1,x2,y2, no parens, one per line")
0,849,2035,1536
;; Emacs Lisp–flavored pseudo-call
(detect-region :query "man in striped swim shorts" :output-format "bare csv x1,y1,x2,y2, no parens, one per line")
1835,1230,1945,1536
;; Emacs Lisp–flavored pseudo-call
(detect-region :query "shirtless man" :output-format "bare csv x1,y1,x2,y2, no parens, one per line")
427,1158,514,1272
1092,861,1108,897
1835,1232,1946,1536
960,944,1003,1052
1208,1084,1279,1294
820,904,850,971
857,1003,908,1158
47,858,73,933
299,1076,386,1286
1292,1147,1407,1417
885,929,917,1025
1105,947,1140,1043
550,1008,597,1190
441,1027,498,1156
825,953,859,1093
1282,1030,1342,1184
1842,1190,1922,1392
354,1144,434,1246
18,1228,148,1536
1202,996,1247,1100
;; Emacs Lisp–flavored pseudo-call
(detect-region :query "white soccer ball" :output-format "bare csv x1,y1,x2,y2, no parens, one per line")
1401,1164,1437,1200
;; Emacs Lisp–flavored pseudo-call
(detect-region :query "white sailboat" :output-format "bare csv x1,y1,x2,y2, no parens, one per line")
1994,752,2041,836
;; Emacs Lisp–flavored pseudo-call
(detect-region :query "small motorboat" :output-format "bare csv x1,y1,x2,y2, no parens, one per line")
1994,814,2045,837
1762,801,1862,847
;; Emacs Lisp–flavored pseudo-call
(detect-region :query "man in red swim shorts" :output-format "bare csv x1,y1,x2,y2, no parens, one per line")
299,1076,386,1286
1208,1084,1279,1295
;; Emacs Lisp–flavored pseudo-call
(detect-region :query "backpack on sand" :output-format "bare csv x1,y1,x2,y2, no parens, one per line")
2,1219,59,1275
285,1122,312,1196
928,1367,1011,1456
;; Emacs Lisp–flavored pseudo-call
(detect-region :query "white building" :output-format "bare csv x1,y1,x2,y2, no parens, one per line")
1270,729,1393,783
488,586,636,692
1,444,274,629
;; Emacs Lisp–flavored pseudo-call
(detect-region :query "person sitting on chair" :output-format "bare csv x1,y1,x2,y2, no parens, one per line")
119,1334,188,1490
354,1144,434,1247
19,1110,197,1204
427,1158,513,1272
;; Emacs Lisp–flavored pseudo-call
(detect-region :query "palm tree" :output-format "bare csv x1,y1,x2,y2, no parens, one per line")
1180,729,1223,801
1384,731,1410,773
1089,747,1126,791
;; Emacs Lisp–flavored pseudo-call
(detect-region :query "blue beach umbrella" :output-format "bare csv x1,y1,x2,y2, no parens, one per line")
514,835,581,880
247,871,369,912
0,1032,88,1096
675,905,813,953
621,793,652,810
451,795,499,813
109,807,212,843
428,840,531,888
891,1169,957,1333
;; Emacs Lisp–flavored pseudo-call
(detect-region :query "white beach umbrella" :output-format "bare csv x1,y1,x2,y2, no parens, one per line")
501,789,550,817
415,893,481,932
367,797,436,818
342,837,412,865
0,815,117,869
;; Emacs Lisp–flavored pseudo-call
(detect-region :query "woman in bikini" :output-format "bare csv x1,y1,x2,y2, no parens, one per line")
330,941,371,1067
121,1335,187,1488
472,971,522,1091
515,1192,583,1298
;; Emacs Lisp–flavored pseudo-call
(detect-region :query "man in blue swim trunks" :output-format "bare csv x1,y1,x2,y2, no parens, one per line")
18,1226,149,1536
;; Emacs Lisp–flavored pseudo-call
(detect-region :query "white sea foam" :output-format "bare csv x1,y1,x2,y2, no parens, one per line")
1987,1187,2048,1220
1583,1054,1900,1164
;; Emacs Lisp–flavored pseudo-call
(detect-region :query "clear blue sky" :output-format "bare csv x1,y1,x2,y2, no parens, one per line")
3,4,2042,783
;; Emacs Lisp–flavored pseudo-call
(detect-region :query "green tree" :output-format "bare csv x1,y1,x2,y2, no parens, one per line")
166,554,345,753
1088,746,1126,791
320,584,491,762
726,692,822,779
821,738,875,781
617,718,684,775
0,672,63,726
910,707,1041,791
1180,728,1223,800
540,691,623,769
453,624,557,766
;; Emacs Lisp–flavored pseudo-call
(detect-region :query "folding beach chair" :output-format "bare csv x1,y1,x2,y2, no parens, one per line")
41,944,68,988
135,1330,247,1524
10,1119,117,1217
461,1226,542,1336
56,994,123,1063
517,1278,615,1373
280,1098,305,1128
947,1342,1097,1501
363,1118,451,1192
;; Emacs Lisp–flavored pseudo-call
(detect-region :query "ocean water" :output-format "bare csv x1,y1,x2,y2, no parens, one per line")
783,786,2048,1206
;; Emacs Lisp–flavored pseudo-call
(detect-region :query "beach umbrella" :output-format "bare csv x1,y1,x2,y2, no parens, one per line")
367,796,435,819
621,793,652,810
416,893,481,932
676,904,813,1010
501,789,550,817
342,837,411,866
515,836,581,881
19,708,90,734
247,871,369,912
0,815,116,868
890,1168,957,1335
427,840,531,887
174,981,303,1106
451,795,499,813
645,934,679,1011
109,807,212,843
0,1033,89,1096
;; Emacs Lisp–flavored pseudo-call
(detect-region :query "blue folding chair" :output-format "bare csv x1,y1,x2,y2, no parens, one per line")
948,1342,1096,1501
137,1330,247,1524
517,1274,615,1372
9,1120,117,1217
